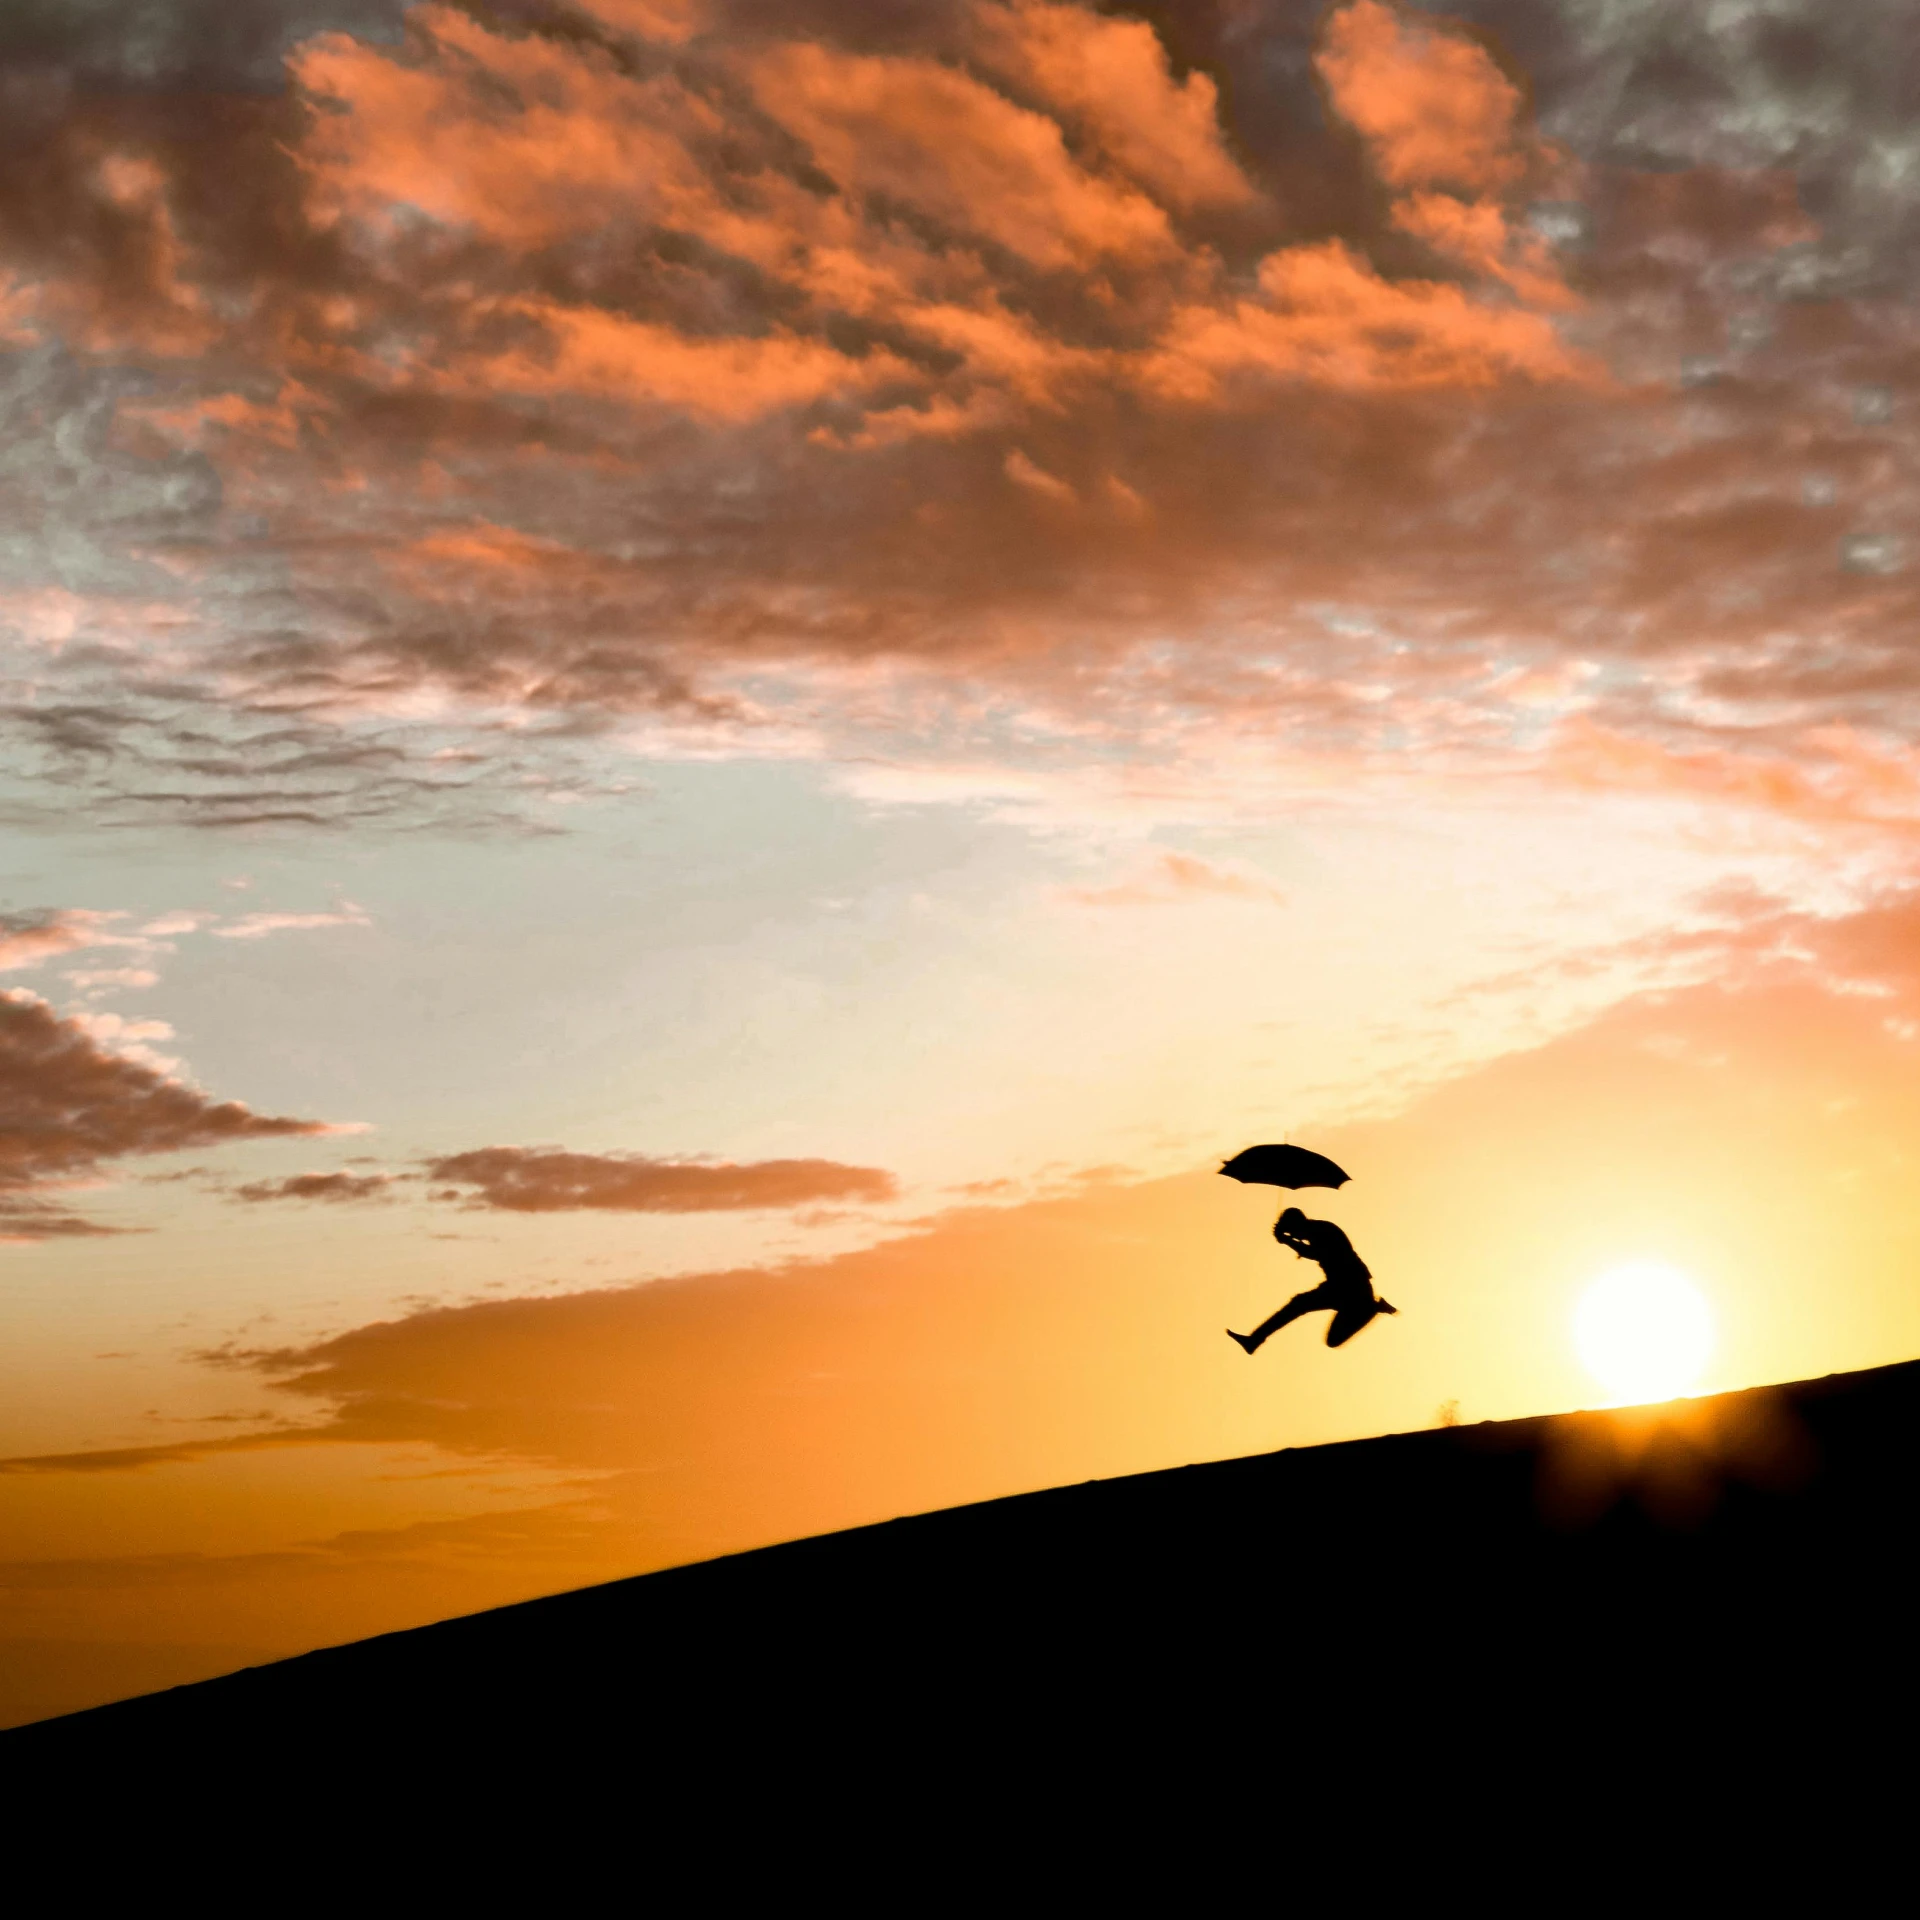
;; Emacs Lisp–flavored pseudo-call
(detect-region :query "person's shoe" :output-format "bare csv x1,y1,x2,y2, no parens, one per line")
1227,1329,1260,1354
1375,1298,1398,1315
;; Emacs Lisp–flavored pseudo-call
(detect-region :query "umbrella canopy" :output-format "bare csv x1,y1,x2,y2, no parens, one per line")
1218,1144,1351,1190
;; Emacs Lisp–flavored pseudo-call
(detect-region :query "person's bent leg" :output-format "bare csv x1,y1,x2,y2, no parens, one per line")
1325,1302,1379,1348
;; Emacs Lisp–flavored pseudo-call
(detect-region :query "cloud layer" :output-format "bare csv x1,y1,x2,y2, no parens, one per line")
14,0,1908,839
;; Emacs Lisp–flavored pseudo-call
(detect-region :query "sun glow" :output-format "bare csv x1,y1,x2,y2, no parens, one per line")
1574,1263,1715,1405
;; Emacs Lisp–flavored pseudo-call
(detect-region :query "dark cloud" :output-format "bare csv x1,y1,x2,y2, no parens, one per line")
232,1170,395,1203
0,990,326,1238
0,1199,130,1243
0,0,408,95
0,351,220,596
425,1146,897,1212
1427,0,1920,298
0,1431,297,1475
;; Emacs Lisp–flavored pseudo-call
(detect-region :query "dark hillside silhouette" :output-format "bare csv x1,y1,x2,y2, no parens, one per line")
7,1362,1919,1830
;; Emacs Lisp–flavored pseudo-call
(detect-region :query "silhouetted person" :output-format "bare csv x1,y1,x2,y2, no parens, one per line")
1229,1206,1397,1352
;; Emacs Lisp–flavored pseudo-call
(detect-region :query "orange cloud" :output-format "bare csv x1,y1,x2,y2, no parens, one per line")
1144,238,1591,398
1549,720,1920,835
0,272,38,345
1307,2,1578,321
404,524,572,573
293,7,715,250
1391,190,1571,307
1004,448,1076,503
967,1,1259,212
1316,0,1529,195
751,41,1175,274
579,0,709,44
43,148,222,356
479,301,898,421
287,0,1584,436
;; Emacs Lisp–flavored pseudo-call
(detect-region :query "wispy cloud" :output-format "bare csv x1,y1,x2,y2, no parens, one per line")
0,910,130,974
212,905,371,941
425,1148,898,1214
1066,851,1285,909
62,967,160,993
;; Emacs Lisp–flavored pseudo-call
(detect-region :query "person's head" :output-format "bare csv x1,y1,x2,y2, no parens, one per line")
1277,1206,1307,1231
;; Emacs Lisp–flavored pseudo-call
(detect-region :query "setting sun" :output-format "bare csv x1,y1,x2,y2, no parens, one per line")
1574,1264,1716,1405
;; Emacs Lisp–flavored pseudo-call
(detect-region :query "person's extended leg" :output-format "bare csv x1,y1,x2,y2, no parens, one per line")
1228,1284,1332,1354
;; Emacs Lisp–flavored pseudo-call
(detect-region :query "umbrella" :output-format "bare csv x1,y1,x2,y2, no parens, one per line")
1218,1143,1350,1190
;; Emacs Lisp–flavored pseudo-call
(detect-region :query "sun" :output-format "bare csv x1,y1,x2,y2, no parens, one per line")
1573,1262,1715,1404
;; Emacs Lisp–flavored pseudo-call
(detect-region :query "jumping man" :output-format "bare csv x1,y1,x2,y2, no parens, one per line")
1228,1206,1397,1352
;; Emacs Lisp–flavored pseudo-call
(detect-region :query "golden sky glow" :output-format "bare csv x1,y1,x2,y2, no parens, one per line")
3,0,1920,1726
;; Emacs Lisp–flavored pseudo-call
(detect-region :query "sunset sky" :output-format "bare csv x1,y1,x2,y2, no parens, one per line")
6,0,1920,1724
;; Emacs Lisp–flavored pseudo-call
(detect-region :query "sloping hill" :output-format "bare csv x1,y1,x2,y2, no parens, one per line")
8,1362,1919,1808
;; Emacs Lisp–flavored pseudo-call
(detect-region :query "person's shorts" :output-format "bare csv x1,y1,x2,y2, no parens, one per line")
1325,1301,1381,1347
1300,1274,1379,1347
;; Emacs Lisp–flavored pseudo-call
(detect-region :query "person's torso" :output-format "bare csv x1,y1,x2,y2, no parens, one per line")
1303,1219,1371,1285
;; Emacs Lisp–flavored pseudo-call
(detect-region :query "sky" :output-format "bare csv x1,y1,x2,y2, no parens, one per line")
4,0,1920,1724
